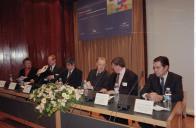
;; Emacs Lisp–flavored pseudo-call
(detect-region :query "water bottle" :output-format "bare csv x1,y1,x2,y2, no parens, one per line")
164,88,172,111
114,83,119,94
114,83,120,102
9,74,13,82
58,78,63,85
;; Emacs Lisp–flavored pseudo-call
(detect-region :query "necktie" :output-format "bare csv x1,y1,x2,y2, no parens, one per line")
96,72,101,77
50,66,53,72
160,77,164,94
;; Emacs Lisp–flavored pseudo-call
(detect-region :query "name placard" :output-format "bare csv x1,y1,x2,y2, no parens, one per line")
8,82,17,90
0,80,6,87
134,99,154,115
23,85,32,93
94,93,109,106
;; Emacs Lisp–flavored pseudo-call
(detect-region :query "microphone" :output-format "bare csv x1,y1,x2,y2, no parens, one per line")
117,71,144,110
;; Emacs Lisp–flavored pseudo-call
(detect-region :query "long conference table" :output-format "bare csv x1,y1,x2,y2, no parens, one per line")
0,87,184,128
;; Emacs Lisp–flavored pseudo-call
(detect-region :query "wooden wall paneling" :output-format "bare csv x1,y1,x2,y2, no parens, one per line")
73,0,146,83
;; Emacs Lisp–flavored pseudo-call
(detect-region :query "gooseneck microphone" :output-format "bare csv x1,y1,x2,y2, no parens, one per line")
117,71,144,110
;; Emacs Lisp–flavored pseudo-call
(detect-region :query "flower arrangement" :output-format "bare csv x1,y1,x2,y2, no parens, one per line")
29,83,81,117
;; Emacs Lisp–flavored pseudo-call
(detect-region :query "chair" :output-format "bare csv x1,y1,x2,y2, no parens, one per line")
182,91,187,128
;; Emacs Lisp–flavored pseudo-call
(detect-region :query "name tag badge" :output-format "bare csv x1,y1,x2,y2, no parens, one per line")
122,82,127,87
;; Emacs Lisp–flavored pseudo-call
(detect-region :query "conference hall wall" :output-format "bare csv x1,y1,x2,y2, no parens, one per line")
0,0,74,81
146,0,194,115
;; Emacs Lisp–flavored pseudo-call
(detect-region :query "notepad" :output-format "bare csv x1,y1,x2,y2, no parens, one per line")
0,80,6,87
134,99,154,115
94,93,110,106
8,82,17,90
23,85,32,93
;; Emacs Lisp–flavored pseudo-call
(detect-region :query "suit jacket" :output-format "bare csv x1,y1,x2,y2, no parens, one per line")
140,72,183,102
87,69,110,91
60,68,82,88
36,65,62,84
19,67,37,82
107,69,138,95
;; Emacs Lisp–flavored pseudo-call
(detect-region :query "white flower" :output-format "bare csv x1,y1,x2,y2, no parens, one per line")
61,101,65,107
49,91,53,96
59,86,66,91
35,105,41,110
65,95,70,100
51,101,57,107
41,98,47,104
62,99,67,103
67,89,73,94
57,99,61,103
29,94,34,99
36,104,45,113
75,89,81,100
62,93,70,99
45,88,51,93
30,83,82,116
37,92,43,97
62,93,67,98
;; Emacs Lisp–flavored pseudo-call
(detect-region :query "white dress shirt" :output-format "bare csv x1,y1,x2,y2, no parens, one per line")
118,67,126,86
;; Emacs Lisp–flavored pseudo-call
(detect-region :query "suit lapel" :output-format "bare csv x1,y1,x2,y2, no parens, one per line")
155,76,163,94
67,68,74,80
27,68,32,77
164,72,171,90
52,66,57,73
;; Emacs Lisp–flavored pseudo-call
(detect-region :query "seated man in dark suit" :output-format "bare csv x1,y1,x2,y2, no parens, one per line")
18,57,37,83
140,56,184,128
107,57,138,95
85,57,110,91
60,58,82,88
36,54,62,85
104,57,138,124
141,56,183,102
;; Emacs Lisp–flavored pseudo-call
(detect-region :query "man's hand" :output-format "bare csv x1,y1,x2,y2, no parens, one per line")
99,88,107,93
37,65,48,76
30,79,35,84
47,75,54,80
106,90,115,95
83,81,93,90
147,92,163,102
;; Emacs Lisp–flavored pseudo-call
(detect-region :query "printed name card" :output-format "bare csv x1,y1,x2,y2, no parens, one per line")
23,85,32,93
8,82,17,90
134,99,154,115
0,80,6,87
94,93,110,106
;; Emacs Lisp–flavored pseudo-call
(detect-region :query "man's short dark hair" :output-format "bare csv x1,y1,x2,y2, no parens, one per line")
111,57,125,67
66,58,75,65
23,57,31,64
153,56,169,67
48,54,56,60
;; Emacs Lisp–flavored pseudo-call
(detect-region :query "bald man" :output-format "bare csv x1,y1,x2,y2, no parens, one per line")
86,57,110,91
